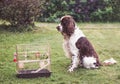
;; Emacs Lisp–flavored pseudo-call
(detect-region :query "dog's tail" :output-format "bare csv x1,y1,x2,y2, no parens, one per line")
102,58,117,66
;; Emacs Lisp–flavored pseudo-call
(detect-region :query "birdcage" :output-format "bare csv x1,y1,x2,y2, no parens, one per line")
13,44,51,78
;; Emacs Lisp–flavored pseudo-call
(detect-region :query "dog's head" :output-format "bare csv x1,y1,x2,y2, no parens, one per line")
56,15,75,37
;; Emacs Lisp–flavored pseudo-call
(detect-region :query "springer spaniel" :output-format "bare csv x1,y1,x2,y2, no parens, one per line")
56,15,101,72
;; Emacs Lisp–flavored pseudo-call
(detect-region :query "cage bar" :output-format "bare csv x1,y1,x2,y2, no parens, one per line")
14,44,51,78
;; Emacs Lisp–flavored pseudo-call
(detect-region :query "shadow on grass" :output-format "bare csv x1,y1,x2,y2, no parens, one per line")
0,24,11,31
0,24,39,32
0,24,26,32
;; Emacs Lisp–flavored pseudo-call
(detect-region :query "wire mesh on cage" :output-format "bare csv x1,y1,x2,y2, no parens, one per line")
13,43,51,78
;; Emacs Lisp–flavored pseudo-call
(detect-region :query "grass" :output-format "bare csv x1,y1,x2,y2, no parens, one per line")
0,22,120,84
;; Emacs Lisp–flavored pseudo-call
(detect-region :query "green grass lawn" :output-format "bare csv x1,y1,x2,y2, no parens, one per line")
0,22,120,84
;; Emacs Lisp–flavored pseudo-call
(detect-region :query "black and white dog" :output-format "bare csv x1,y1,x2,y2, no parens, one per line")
56,15,101,72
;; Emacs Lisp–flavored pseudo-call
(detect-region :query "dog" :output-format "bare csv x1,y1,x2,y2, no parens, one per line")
56,15,101,72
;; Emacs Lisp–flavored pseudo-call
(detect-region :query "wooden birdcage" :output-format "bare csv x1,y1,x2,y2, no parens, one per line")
14,44,51,78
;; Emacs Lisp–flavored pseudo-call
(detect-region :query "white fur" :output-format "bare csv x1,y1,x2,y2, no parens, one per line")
103,58,117,64
83,57,98,69
58,24,63,32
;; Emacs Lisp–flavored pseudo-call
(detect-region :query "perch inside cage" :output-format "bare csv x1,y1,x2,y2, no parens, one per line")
14,44,51,78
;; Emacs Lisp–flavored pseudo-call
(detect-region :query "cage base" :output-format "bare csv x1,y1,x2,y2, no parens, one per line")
16,69,51,78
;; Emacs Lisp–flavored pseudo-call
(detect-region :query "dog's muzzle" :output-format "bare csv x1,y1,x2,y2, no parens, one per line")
56,26,60,31
56,25,63,32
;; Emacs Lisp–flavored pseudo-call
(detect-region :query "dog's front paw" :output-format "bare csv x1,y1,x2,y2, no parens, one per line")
68,67,74,72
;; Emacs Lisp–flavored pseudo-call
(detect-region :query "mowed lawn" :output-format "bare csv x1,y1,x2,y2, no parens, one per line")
0,23,120,84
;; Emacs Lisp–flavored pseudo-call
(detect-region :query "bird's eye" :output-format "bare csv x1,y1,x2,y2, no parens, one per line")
93,63,96,65
94,62,99,66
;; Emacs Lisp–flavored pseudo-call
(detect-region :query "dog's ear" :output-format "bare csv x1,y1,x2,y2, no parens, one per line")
67,18,75,35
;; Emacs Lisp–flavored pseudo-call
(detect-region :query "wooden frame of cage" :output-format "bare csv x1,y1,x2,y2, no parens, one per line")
15,44,51,78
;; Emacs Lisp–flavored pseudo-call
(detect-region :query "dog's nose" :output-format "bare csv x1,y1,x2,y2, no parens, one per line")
56,26,60,31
